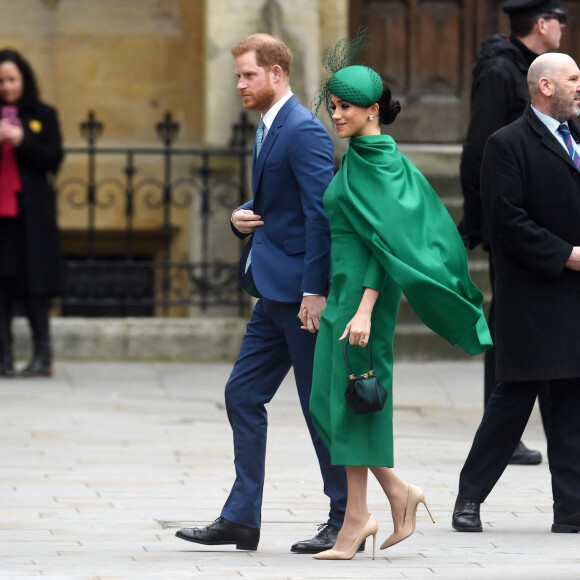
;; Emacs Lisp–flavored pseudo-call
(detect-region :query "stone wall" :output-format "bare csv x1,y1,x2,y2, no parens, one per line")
0,0,205,146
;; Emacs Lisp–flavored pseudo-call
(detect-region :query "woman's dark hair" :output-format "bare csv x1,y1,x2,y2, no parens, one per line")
377,80,401,125
0,48,40,105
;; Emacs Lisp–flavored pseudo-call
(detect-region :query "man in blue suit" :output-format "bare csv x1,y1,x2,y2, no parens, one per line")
176,33,348,553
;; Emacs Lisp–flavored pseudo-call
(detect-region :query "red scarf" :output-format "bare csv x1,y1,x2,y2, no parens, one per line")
0,141,21,217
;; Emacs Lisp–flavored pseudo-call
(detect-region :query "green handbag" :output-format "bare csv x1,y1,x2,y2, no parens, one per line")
343,341,387,414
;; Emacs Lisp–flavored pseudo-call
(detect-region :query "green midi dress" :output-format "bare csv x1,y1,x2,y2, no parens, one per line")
309,134,492,467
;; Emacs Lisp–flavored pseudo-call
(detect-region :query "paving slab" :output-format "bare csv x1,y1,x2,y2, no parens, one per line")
0,361,577,579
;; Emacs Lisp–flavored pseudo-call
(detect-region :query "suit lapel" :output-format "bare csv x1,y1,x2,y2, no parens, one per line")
525,106,580,170
251,95,299,194
541,133,574,168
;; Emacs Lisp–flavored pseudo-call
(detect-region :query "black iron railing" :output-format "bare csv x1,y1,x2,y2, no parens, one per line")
58,110,256,316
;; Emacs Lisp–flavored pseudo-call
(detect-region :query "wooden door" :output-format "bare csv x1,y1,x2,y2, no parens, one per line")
349,0,580,143
560,0,580,60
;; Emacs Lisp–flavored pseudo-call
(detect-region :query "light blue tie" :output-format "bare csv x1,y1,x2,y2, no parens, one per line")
557,124,580,171
255,119,264,157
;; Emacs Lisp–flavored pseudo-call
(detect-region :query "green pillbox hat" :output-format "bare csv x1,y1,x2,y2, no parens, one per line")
329,65,383,107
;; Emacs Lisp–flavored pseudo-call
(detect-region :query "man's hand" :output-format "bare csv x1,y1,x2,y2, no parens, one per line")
232,209,264,235
566,246,580,271
298,295,327,333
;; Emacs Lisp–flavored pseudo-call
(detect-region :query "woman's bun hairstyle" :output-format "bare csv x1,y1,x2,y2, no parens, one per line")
377,80,401,125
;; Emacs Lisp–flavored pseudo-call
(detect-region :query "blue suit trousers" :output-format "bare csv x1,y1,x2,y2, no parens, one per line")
221,297,347,529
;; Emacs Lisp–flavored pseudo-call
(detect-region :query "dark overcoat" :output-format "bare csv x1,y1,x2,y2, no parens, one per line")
8,101,64,296
481,105,580,382
459,34,536,249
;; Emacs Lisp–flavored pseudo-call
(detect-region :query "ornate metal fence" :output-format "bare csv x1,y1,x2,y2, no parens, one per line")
58,111,255,317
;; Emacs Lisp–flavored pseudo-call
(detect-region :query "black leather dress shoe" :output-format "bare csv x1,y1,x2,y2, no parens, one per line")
175,517,259,550
508,441,542,465
452,496,482,532
290,523,365,554
552,512,580,533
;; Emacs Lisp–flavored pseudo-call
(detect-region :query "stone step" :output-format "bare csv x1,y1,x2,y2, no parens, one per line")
427,176,462,199
440,195,462,224
393,323,486,361
466,258,491,291
399,143,462,178
11,317,247,364
397,296,491,327
11,293,491,364
400,143,465,223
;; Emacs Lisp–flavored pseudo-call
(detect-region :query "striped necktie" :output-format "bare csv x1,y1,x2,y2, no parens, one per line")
255,119,264,157
557,124,580,170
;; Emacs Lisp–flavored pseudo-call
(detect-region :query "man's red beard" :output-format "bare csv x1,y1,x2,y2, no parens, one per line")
240,82,276,111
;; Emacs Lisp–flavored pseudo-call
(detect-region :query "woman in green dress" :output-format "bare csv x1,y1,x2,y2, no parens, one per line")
303,65,492,560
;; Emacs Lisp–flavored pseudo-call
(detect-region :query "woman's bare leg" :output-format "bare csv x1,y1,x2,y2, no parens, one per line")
332,465,369,551
370,466,409,532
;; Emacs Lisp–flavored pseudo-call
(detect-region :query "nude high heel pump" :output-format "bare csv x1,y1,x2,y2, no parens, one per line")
380,484,435,550
314,513,378,560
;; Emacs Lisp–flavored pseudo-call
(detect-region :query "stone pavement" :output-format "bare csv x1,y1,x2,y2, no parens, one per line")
0,359,578,579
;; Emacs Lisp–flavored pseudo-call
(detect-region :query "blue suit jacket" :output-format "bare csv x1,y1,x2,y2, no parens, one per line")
235,95,334,302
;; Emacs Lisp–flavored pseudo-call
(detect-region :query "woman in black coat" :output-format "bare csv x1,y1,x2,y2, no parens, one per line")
0,48,64,377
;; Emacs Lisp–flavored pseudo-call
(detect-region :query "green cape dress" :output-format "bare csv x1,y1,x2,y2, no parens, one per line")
310,134,492,466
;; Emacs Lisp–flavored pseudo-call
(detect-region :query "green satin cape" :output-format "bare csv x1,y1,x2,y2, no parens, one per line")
340,135,491,354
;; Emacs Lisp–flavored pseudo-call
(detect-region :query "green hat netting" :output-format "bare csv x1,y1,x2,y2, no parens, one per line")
311,27,380,120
